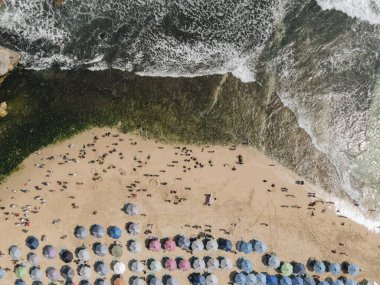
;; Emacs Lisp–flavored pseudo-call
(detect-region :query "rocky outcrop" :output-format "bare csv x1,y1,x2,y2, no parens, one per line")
0,47,21,85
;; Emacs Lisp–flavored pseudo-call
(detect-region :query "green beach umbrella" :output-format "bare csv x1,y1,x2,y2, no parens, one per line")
281,262,293,276
15,266,27,279
149,260,163,272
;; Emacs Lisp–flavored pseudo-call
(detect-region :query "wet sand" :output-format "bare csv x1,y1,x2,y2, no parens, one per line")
0,128,379,283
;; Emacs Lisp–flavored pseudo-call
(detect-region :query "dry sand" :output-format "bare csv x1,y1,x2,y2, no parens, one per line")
0,127,379,284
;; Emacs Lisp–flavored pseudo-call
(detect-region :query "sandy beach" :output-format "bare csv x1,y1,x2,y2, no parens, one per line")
0,127,378,284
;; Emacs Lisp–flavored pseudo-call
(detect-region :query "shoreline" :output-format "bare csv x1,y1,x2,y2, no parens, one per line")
0,127,378,283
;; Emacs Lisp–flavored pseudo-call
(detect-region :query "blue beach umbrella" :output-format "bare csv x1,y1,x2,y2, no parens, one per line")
90,224,105,238
32,282,43,285
239,259,253,272
329,263,341,275
256,273,266,285
193,274,206,285
15,280,26,285
239,242,253,254
253,241,267,254
304,277,316,285
281,277,292,285
266,274,279,285
333,280,344,285
246,273,257,285
108,226,122,239
293,263,306,275
268,254,280,269
218,239,233,251
177,236,191,250
26,236,39,250
235,272,247,285
292,277,304,285
0,268,4,279
319,281,329,285
345,280,357,285
347,264,360,276
313,261,326,274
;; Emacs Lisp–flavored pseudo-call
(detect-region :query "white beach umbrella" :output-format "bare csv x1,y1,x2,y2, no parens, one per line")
27,252,39,266
132,278,145,285
165,277,179,285
206,258,219,271
150,277,164,285
128,223,141,235
193,258,206,271
206,274,218,285
128,240,142,253
9,245,21,260
149,260,163,272
77,248,90,262
113,261,126,274
131,260,144,273
191,239,204,252
30,267,43,281
220,257,232,270
124,203,139,216
205,240,218,251
78,264,91,279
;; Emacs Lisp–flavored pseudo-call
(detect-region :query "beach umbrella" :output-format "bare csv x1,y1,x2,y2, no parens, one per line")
43,245,57,259
193,258,206,271
46,267,59,282
266,274,279,285
127,223,141,235
235,272,247,285
218,239,233,252
108,226,122,239
78,264,91,279
165,258,177,271
206,258,219,271
94,261,108,276
165,277,179,285
95,279,108,285
124,203,138,216
15,266,27,279
177,236,191,249
333,280,344,285
313,261,326,274
346,280,357,285
192,274,206,285
347,264,360,276
65,281,76,285
26,236,39,250
94,243,107,256
178,259,191,271
9,246,21,260
128,240,142,253
319,281,329,285
77,248,91,261
32,282,43,285
131,260,144,273
256,273,267,285
206,240,218,251
292,277,304,285
149,240,161,252
239,242,253,254
150,277,164,285
206,274,218,285
191,239,204,252
110,244,123,258
304,277,316,285
80,281,92,285
293,263,306,275
132,278,145,285
0,268,4,279
329,263,341,275
75,226,89,239
220,257,233,270
239,259,253,272
90,224,105,238
246,273,257,285
27,252,39,266
114,278,126,285
149,260,163,272
164,239,176,252
30,267,43,281
268,254,280,269
60,265,75,280
61,249,74,263
15,280,26,285
281,262,293,276
281,277,292,285
253,240,267,254
113,261,126,274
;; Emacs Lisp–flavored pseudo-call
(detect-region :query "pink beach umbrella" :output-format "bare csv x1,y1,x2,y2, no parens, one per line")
149,240,161,252
165,258,177,271
164,239,176,252
178,259,191,271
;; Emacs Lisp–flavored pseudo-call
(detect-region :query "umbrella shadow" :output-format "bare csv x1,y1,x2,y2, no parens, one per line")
306,258,316,272
261,254,270,267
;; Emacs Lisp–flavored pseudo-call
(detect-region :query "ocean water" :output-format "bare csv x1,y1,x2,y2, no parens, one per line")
0,0,379,230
